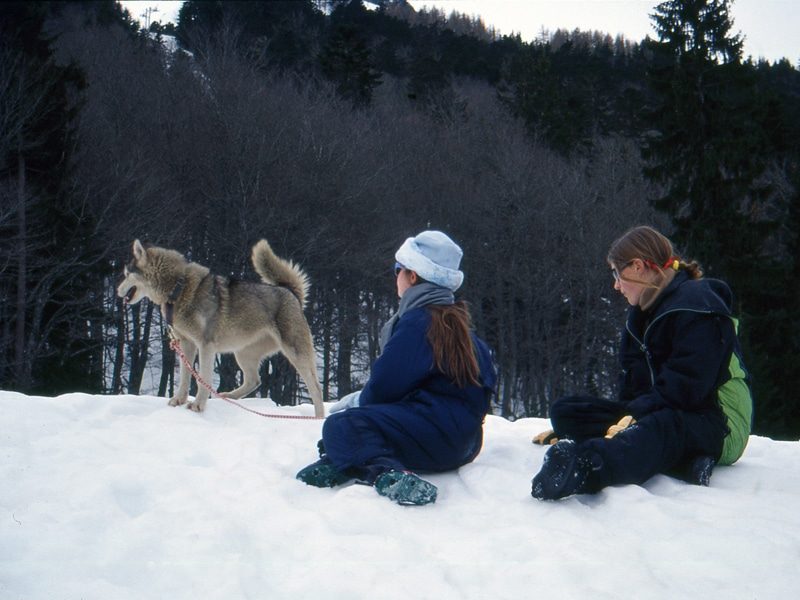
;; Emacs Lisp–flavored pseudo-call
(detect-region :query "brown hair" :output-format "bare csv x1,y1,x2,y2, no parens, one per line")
608,225,703,284
426,301,481,388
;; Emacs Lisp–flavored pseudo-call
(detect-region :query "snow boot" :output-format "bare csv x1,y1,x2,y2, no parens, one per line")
296,459,352,488
689,455,715,487
374,470,437,506
669,454,716,486
531,440,600,500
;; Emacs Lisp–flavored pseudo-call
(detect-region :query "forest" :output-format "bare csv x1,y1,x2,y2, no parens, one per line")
1,0,798,438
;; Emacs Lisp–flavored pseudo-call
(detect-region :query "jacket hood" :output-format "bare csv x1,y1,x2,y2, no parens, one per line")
651,271,734,318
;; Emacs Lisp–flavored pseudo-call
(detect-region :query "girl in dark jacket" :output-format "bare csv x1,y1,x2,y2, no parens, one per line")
297,231,497,505
531,226,752,500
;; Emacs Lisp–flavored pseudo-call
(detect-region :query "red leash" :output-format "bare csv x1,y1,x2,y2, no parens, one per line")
169,335,323,421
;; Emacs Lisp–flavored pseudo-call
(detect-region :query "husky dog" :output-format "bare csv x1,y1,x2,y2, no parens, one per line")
117,239,325,417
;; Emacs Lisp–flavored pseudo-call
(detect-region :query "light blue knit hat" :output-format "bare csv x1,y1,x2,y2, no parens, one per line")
395,230,464,291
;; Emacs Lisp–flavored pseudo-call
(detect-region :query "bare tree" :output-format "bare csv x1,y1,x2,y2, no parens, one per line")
45,15,664,419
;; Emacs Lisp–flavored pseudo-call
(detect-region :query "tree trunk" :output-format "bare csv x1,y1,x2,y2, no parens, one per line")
217,354,239,394
336,314,353,398
157,318,175,397
269,354,297,406
111,296,125,393
128,301,154,393
14,150,28,388
321,299,332,402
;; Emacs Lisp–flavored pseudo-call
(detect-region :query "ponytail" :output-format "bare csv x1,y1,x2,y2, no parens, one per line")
680,259,703,280
427,301,481,388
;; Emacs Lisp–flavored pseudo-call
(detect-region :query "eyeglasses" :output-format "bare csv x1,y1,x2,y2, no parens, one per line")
611,260,634,282
394,262,404,276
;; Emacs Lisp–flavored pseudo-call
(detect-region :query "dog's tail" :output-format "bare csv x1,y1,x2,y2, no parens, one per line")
251,240,310,308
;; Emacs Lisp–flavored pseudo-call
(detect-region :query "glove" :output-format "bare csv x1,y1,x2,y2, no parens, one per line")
328,390,361,414
605,415,636,439
532,429,559,445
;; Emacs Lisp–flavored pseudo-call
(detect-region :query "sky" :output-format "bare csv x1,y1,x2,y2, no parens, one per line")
120,0,799,64
409,0,800,63
2,390,799,599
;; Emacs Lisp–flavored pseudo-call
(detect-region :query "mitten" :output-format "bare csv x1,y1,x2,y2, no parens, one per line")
605,415,636,438
328,390,361,414
532,429,559,445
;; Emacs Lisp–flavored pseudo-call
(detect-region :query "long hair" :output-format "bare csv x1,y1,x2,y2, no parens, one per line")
607,225,703,284
426,301,481,388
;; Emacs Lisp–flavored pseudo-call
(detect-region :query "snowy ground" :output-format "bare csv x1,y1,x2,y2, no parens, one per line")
1,391,798,599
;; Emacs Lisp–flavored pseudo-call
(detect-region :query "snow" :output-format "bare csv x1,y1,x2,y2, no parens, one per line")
1,390,798,599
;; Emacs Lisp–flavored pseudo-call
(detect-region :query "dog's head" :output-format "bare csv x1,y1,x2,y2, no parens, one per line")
117,239,153,305
118,240,192,306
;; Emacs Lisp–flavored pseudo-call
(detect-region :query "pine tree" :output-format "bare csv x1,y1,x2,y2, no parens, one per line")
0,2,116,393
643,0,772,266
177,0,323,70
319,24,382,107
643,0,798,437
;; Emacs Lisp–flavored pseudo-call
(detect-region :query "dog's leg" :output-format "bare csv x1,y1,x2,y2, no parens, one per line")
227,344,264,399
188,345,215,412
170,337,196,407
282,337,325,418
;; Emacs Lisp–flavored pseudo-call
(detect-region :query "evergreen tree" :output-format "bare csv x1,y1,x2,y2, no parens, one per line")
0,2,102,392
177,0,323,70
499,43,593,154
643,0,798,437
643,0,772,263
320,24,382,107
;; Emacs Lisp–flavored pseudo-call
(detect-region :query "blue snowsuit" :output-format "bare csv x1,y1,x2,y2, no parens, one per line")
322,306,497,483
550,270,752,488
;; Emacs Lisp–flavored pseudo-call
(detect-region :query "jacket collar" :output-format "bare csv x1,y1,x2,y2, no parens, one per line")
626,270,734,336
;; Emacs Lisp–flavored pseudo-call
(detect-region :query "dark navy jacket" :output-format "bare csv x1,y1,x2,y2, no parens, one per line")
619,270,746,435
342,306,497,472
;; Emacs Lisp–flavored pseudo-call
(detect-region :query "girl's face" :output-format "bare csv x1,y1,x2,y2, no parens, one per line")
396,267,416,298
612,258,650,306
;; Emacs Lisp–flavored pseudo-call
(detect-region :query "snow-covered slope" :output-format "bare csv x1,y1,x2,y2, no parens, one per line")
1,391,797,599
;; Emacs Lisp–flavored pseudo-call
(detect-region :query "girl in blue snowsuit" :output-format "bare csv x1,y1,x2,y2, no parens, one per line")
297,231,497,505
531,226,752,500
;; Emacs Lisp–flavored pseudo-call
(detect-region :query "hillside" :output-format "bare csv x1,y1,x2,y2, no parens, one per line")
1,391,797,599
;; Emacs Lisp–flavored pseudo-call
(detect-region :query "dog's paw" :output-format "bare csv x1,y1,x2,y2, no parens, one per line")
187,400,205,412
169,396,187,407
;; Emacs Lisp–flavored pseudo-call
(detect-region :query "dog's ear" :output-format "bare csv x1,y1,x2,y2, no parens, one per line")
132,239,147,263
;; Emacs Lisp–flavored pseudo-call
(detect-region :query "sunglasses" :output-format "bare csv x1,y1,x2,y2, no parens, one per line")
611,260,634,282
394,262,404,276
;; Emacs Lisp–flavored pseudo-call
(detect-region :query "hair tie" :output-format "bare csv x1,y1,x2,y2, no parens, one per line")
663,258,680,271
